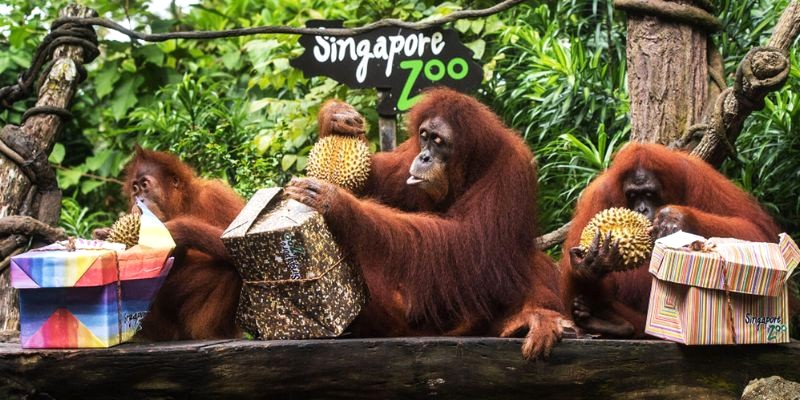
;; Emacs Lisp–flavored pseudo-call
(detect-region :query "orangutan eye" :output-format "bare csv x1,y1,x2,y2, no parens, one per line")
420,130,428,139
433,136,443,145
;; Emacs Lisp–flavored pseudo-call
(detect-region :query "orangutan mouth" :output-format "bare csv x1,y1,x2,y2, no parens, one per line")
406,175,426,185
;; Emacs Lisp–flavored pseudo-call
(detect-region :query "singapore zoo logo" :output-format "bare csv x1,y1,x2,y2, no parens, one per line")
291,20,483,116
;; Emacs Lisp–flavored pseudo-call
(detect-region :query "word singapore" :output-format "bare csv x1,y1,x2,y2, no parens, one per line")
292,22,482,115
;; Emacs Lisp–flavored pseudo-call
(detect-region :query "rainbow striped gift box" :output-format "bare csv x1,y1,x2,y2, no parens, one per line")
645,231,799,345
10,202,175,348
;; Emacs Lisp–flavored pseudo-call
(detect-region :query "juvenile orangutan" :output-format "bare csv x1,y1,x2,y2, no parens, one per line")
98,147,245,340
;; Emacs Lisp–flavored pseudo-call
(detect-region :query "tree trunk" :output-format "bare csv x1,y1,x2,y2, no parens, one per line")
0,4,97,333
619,0,717,145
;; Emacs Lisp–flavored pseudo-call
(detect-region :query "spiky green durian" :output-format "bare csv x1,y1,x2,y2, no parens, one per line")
306,135,371,192
107,213,141,249
579,207,653,271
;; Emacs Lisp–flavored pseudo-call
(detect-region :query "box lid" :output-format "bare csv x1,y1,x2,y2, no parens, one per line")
222,188,283,239
649,231,798,297
222,188,319,240
10,201,175,289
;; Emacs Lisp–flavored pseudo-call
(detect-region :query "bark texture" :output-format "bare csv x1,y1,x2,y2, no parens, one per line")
0,4,96,333
1,338,798,399
621,0,715,145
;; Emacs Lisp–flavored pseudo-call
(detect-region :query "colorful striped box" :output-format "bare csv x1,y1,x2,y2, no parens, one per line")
10,203,175,348
645,232,799,345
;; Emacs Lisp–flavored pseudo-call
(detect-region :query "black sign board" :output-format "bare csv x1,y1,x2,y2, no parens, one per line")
290,20,483,116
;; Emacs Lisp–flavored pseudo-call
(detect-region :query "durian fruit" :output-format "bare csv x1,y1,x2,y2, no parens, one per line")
579,207,653,271
306,135,371,192
106,213,141,249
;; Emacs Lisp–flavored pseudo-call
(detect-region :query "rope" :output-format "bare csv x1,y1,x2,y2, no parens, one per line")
0,21,98,114
243,258,345,286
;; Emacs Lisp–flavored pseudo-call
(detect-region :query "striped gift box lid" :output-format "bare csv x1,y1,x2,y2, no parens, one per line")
649,231,799,297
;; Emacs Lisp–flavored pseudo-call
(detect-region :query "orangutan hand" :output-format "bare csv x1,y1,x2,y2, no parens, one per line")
652,206,689,239
285,177,342,216
318,100,367,142
499,308,571,360
569,231,622,279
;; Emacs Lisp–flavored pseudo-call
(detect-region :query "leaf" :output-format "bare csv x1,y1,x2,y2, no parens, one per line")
9,53,30,68
483,17,505,35
8,26,29,48
272,57,290,72
465,39,486,60
296,155,308,171
94,65,121,99
121,59,137,72
221,51,241,70
134,45,165,66
454,19,471,33
470,19,485,35
81,180,105,194
110,76,144,120
57,167,84,190
85,149,113,172
49,143,65,164
0,55,10,73
281,154,297,171
159,40,177,54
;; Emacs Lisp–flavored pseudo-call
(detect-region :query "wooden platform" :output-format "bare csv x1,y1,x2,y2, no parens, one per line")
0,338,798,399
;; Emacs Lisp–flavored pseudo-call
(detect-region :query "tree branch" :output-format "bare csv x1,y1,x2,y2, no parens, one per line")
0,216,67,244
687,1,799,164
535,221,572,250
54,0,526,41
768,1,800,51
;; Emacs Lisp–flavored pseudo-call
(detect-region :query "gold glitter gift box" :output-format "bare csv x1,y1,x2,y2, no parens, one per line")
221,188,367,340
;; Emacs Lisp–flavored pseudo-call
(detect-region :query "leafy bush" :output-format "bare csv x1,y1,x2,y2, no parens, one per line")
0,0,797,242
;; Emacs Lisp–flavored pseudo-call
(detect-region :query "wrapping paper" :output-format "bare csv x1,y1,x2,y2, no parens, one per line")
222,188,367,340
645,231,798,345
10,201,175,348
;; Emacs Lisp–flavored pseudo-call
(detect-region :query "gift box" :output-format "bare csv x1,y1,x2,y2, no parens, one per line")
10,202,175,348
221,188,367,340
645,231,799,345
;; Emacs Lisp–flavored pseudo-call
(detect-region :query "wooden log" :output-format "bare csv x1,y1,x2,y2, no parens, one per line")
0,338,798,399
0,5,97,332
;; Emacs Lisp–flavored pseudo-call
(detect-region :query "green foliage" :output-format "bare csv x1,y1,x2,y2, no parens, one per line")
483,1,629,231
0,0,797,241
58,196,115,238
714,0,800,240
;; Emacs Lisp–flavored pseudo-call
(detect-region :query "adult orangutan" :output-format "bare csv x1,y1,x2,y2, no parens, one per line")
560,143,781,338
97,147,245,340
286,88,566,359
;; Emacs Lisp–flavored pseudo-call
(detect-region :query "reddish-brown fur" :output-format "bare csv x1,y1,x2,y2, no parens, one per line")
560,143,781,337
123,148,245,340
313,88,565,357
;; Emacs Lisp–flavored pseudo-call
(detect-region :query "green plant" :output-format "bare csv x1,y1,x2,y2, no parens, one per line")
58,196,115,238
0,0,797,244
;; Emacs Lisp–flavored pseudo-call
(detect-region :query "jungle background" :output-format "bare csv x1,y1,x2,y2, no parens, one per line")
0,0,797,243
